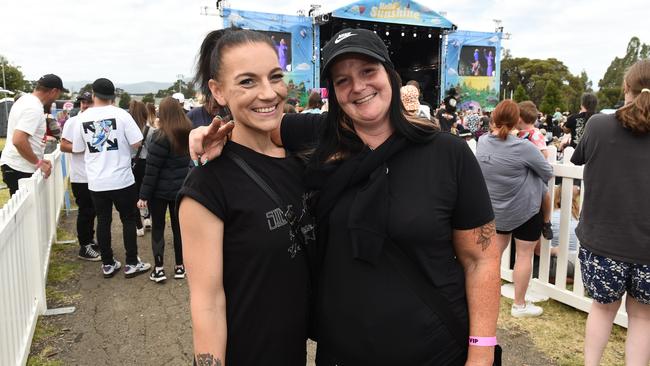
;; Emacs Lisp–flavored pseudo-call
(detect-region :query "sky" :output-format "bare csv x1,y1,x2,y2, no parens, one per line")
1,0,648,90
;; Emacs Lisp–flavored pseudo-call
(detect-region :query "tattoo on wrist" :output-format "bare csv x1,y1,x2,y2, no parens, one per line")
475,221,496,251
195,353,222,366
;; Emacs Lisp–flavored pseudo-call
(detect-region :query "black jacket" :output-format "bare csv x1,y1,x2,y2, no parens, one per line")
140,130,190,202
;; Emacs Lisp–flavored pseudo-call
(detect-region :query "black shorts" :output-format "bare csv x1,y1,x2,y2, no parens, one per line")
497,211,542,241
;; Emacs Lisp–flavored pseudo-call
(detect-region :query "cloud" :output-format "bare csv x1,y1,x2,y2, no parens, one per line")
2,0,649,89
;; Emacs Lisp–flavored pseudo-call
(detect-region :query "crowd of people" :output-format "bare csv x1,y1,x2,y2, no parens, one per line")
1,27,648,366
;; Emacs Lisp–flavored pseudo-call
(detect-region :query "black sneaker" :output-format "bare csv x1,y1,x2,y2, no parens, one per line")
149,268,167,283
542,222,554,240
78,244,101,261
90,239,100,252
174,265,186,279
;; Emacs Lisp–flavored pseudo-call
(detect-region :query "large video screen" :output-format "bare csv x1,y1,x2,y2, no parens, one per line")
458,46,496,77
259,30,293,72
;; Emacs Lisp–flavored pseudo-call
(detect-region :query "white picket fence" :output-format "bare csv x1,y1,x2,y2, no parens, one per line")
0,149,68,366
499,145,628,328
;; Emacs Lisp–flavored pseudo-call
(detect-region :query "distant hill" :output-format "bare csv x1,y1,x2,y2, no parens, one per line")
65,80,176,95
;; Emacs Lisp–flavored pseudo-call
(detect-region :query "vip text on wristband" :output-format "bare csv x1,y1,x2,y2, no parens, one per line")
468,336,497,346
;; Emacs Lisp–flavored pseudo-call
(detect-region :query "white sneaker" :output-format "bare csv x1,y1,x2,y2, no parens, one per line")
136,227,145,237
511,301,544,318
102,260,122,278
124,259,152,278
143,218,152,229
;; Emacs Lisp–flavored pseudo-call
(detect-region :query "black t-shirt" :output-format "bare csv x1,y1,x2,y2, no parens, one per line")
564,111,590,147
187,106,214,128
281,112,324,152
281,116,494,365
178,141,311,366
436,109,458,133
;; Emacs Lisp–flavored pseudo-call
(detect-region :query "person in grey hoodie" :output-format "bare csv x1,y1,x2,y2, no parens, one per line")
476,99,553,318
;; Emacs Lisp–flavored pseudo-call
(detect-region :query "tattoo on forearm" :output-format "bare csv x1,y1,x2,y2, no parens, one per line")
195,353,222,366
475,221,496,251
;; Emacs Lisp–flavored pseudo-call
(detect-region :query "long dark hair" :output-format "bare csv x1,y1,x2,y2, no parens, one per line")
157,97,192,155
311,60,438,166
128,100,148,131
580,93,598,121
193,27,276,103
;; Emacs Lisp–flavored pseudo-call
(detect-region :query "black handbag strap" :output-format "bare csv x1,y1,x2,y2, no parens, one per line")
383,238,467,352
225,150,286,209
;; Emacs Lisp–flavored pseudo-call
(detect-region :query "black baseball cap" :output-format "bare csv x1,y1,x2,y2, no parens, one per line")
321,28,393,78
36,74,67,92
92,78,116,100
76,91,93,102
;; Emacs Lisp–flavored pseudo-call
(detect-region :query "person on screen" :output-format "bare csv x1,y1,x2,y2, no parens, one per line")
278,38,288,71
484,49,494,77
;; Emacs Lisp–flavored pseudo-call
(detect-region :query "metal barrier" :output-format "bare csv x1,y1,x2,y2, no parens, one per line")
499,145,628,328
0,149,68,366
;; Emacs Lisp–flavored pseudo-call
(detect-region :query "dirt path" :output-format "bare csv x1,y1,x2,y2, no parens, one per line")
37,210,556,365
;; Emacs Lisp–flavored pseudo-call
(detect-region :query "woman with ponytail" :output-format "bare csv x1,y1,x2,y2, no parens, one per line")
476,99,553,318
178,28,311,366
571,59,650,366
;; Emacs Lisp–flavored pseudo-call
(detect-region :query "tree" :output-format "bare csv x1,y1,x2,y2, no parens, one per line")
0,55,28,92
79,83,93,94
501,56,589,113
539,81,564,114
142,93,155,104
513,84,529,102
597,36,649,109
155,79,196,99
118,92,131,109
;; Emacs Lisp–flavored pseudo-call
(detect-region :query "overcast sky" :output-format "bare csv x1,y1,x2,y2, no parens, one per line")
1,0,647,89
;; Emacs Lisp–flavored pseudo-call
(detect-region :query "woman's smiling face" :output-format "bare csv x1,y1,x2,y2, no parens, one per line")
330,54,392,131
210,41,287,133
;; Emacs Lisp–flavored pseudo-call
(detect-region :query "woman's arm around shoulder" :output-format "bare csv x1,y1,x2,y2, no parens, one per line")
179,197,227,365
453,221,501,366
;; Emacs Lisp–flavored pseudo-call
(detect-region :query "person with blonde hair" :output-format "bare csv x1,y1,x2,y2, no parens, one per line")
476,99,553,318
571,59,650,366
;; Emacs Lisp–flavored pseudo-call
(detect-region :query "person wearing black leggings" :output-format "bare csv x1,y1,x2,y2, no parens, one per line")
137,97,191,282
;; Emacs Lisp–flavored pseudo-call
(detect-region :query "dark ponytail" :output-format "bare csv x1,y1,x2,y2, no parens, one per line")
193,29,228,100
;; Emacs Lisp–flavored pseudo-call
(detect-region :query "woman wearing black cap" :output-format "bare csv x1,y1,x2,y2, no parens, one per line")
189,28,500,366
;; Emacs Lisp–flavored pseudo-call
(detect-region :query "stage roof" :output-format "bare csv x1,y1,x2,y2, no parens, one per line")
330,0,455,29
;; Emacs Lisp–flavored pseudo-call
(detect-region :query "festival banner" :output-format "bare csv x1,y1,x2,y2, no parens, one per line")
223,8,319,107
331,0,454,29
443,31,502,111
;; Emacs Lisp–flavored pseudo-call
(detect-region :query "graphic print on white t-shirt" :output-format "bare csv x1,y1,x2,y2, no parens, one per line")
82,118,119,153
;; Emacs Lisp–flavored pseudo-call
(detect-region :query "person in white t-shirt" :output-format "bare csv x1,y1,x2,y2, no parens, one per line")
0,74,65,195
61,92,101,261
71,78,151,278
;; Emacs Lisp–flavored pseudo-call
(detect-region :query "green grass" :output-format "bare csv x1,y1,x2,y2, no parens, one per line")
27,320,64,366
0,187,8,207
499,296,626,365
28,227,80,365
0,137,5,150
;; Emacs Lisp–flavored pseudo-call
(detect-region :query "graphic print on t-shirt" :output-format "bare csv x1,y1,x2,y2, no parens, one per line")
82,118,118,153
266,207,288,230
574,116,587,145
264,193,316,259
